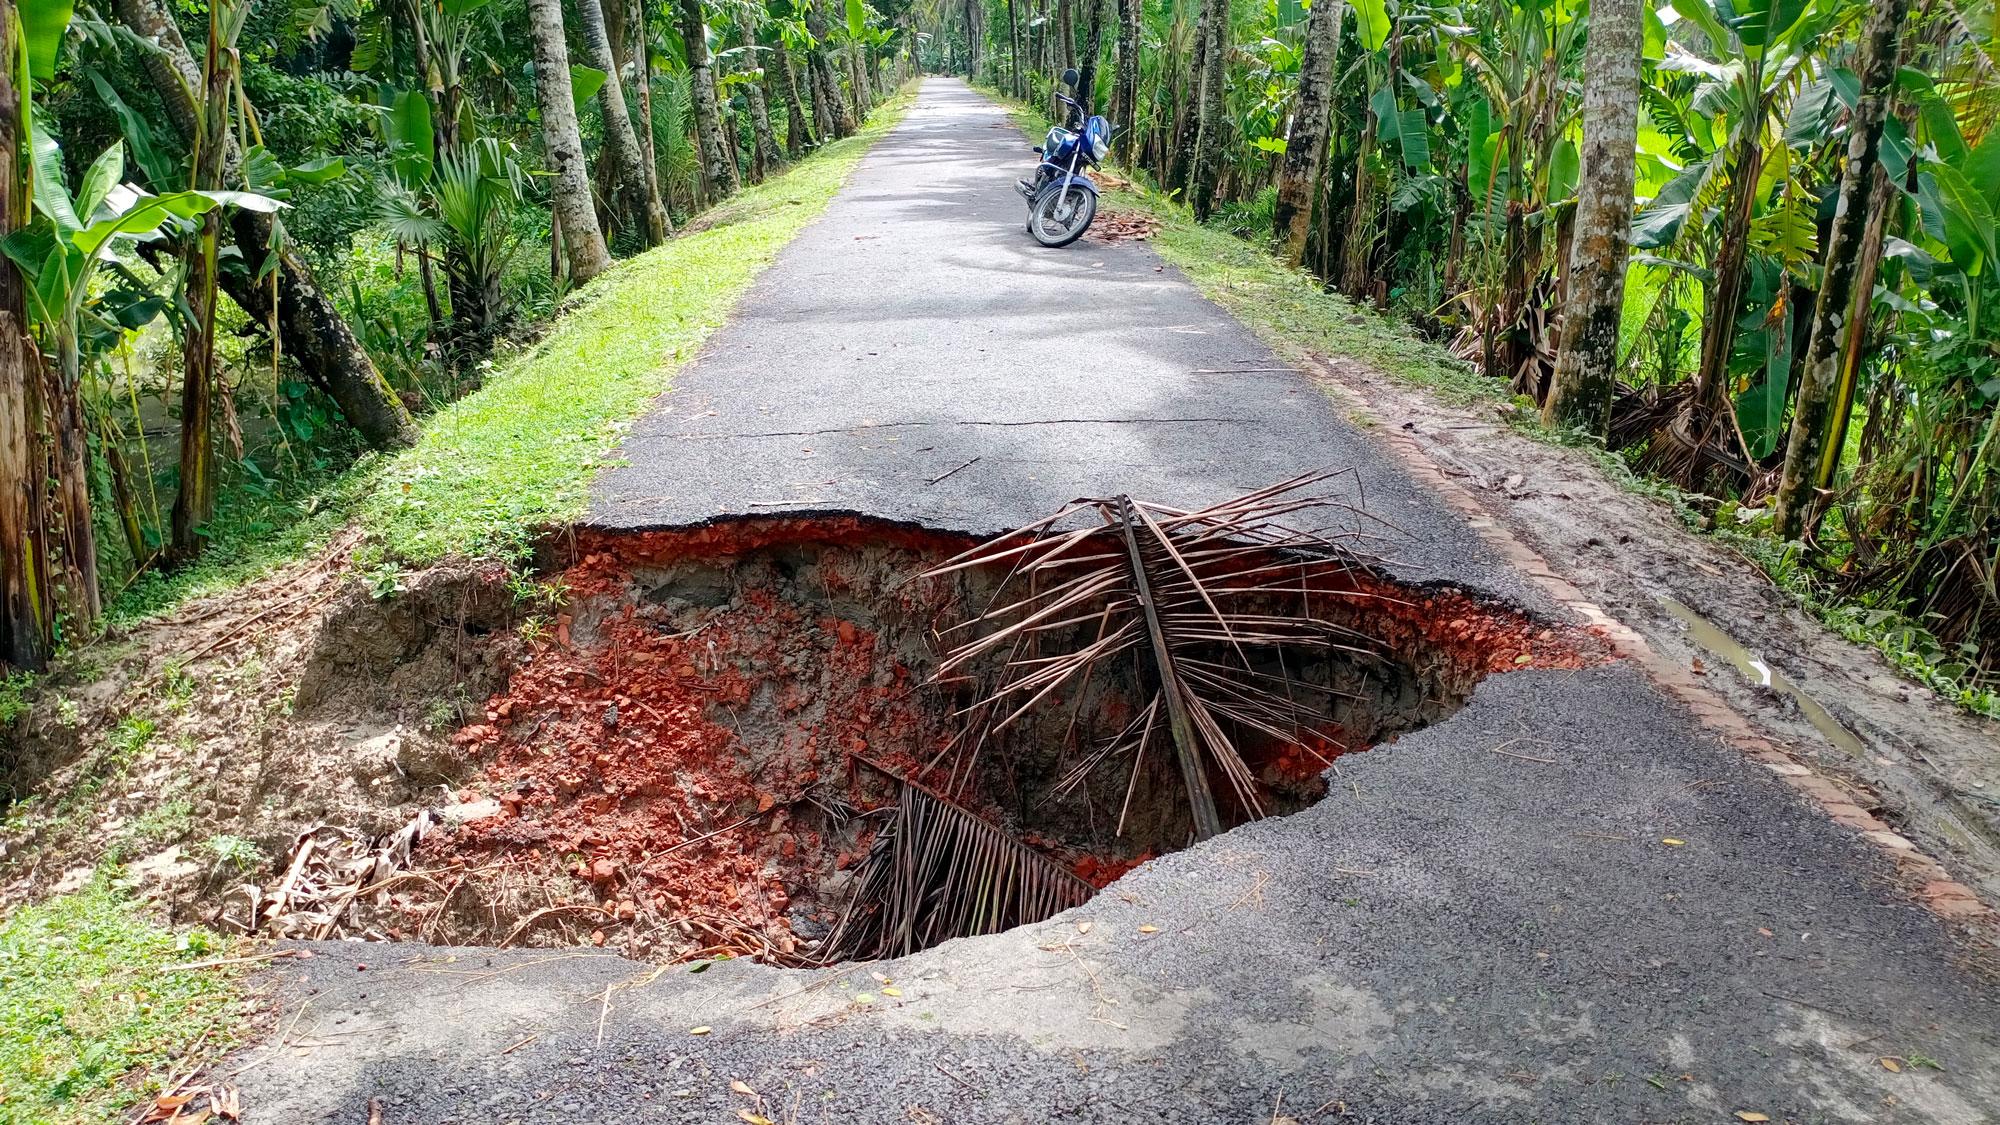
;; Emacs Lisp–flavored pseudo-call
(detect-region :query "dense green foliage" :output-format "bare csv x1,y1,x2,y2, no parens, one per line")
0,0,917,671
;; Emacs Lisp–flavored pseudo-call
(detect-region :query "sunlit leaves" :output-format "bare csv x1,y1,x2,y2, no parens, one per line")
1355,0,1393,51
22,0,76,82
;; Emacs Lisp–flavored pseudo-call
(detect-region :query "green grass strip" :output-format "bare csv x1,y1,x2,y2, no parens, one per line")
362,93,915,566
0,874,243,1125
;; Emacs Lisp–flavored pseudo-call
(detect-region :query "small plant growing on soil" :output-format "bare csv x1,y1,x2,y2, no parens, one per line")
203,834,266,874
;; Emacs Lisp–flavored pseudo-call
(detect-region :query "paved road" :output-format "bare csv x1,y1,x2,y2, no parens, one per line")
233,81,2000,1123
587,80,1542,610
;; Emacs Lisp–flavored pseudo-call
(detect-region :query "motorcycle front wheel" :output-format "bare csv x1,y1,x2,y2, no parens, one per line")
1028,183,1096,248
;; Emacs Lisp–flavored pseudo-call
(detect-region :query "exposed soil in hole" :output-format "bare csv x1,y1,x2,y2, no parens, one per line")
405,517,1590,963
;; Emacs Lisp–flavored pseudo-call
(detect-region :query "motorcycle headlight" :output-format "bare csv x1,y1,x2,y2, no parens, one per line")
1090,134,1110,161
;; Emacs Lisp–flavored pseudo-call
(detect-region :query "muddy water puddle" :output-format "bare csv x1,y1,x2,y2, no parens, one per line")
1662,597,1868,758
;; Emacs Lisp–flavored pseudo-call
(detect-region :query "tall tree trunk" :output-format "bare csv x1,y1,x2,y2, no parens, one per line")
965,0,982,81
745,28,781,182
578,0,671,244
1541,0,1643,435
1076,0,1105,110
847,44,871,121
629,0,665,215
1110,0,1138,162
777,43,813,156
807,7,858,138
1007,0,1023,97
1056,0,1076,75
112,0,417,451
1272,0,1342,264
1166,16,1205,191
676,0,741,202
1686,92,1765,441
1188,0,1229,219
0,0,56,669
171,0,233,565
529,0,615,282
1775,0,1908,536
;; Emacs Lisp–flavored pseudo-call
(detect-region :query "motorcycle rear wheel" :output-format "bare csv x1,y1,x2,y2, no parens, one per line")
1028,183,1096,248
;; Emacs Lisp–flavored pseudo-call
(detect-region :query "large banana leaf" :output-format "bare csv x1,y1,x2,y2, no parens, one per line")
1355,0,1392,51
22,0,75,82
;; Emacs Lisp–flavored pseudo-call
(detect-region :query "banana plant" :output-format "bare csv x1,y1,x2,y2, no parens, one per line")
1639,0,1840,466
2,132,281,391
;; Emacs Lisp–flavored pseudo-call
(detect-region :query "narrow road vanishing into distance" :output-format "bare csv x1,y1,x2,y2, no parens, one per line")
235,80,2000,1124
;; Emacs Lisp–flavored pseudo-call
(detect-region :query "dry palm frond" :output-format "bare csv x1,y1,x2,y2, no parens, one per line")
821,771,1095,963
924,470,1396,842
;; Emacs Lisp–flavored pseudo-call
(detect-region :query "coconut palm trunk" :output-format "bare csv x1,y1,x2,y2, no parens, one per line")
745,26,782,181
111,0,417,451
1272,0,1343,264
528,0,615,282
1110,0,1138,162
1541,0,1644,434
675,0,741,201
578,0,671,244
776,43,813,155
1166,10,1208,192
626,0,665,213
1076,0,1105,108
1187,0,1230,220
1774,0,1908,536
806,7,858,138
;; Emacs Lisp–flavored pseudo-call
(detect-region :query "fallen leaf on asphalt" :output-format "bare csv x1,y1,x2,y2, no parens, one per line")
1758,928,1774,938
871,970,890,983
1076,921,1093,934
690,1026,713,1035
1735,1113,1770,1122
731,1079,758,1095
738,1112,775,1125
882,986,903,997
1662,838,1686,847
1880,1058,1902,1072
854,993,876,1004
1138,924,1159,933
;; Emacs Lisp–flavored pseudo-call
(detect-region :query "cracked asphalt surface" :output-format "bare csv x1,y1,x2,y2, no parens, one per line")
231,81,2000,1123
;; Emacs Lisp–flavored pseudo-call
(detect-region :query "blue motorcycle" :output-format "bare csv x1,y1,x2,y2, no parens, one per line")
1016,68,1110,247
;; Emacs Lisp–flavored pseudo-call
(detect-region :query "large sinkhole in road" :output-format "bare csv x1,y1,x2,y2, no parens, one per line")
441,517,1582,964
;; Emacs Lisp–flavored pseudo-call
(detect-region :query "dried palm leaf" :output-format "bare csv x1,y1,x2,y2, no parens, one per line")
924,471,1396,842
821,771,1095,963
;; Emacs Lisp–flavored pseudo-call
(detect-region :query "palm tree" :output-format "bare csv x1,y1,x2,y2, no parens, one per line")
677,0,743,200
1186,0,1229,219
1541,0,1644,435
527,0,614,283
578,0,672,244
1272,0,1342,265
